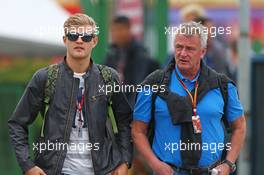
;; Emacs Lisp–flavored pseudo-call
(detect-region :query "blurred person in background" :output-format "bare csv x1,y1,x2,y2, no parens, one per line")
8,13,132,175
180,3,206,22
194,17,232,77
104,16,160,107
227,40,239,83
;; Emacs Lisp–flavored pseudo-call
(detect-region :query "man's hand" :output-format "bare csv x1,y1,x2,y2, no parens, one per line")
25,166,47,175
150,159,174,175
214,163,231,175
110,163,128,175
132,121,174,175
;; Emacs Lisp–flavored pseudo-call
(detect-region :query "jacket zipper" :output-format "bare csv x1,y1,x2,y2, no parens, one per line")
52,78,76,175
85,79,96,174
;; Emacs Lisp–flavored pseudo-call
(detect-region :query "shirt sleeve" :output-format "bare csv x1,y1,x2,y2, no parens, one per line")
226,83,244,122
133,90,153,123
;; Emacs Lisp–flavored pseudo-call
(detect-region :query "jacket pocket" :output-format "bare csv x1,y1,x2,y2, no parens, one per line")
93,137,122,174
90,93,108,102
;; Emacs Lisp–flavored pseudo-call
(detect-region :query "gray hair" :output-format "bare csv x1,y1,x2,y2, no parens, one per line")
174,21,208,48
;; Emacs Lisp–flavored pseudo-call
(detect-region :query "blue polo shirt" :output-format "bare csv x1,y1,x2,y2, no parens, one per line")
133,67,244,167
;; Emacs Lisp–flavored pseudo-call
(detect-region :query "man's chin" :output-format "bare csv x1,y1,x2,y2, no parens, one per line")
177,64,192,73
178,63,190,69
72,53,88,60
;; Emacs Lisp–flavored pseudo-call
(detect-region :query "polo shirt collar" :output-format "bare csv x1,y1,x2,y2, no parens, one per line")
175,66,200,83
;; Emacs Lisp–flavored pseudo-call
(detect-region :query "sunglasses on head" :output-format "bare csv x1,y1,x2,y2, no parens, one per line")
66,33,94,42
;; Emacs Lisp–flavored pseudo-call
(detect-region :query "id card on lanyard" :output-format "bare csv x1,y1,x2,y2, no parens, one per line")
175,70,202,134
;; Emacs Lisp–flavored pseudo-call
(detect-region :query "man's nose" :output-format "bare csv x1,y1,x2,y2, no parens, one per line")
76,36,83,43
179,48,188,57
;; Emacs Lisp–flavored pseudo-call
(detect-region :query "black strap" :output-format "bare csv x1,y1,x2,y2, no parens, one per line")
169,159,221,174
218,74,231,133
148,93,157,144
142,70,165,144
217,74,234,160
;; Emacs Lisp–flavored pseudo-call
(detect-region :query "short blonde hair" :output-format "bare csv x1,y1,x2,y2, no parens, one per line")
63,13,98,35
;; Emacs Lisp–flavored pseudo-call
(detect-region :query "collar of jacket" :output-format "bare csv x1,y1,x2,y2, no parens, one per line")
62,56,99,79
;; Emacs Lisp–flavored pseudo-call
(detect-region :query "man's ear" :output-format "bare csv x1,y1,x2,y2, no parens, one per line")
63,36,66,44
91,36,98,48
200,48,207,58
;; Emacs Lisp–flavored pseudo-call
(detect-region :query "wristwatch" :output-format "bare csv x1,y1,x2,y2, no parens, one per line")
223,159,236,173
125,162,130,168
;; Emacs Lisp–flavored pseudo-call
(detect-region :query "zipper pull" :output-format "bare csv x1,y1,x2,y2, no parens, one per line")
78,127,82,137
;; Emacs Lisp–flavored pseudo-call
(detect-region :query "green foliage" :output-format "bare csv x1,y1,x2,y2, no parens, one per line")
0,58,52,83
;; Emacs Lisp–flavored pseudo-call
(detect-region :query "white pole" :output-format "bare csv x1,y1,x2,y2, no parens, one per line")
238,0,251,174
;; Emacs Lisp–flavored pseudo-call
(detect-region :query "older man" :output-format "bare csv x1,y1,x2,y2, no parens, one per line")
132,21,246,175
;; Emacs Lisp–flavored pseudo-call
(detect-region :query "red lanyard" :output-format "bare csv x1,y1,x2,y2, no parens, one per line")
175,71,199,116
77,94,85,112
76,94,85,126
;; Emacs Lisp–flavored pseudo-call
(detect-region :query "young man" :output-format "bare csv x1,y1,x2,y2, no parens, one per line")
8,13,132,175
132,22,246,175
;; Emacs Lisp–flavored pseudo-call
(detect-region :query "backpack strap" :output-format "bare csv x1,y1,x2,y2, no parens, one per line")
41,64,59,137
140,69,165,144
150,70,166,119
148,93,157,144
97,64,118,134
217,74,232,133
217,74,235,160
